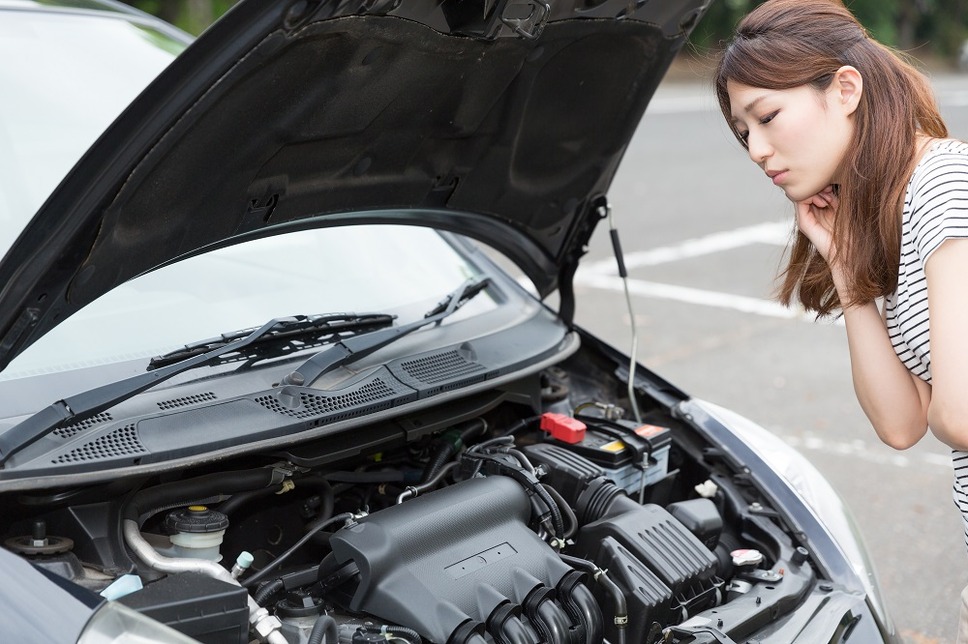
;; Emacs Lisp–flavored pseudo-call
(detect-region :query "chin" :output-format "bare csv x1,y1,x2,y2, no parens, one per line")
781,184,821,204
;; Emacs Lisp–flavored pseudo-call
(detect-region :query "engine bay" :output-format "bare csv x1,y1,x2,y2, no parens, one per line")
0,347,827,644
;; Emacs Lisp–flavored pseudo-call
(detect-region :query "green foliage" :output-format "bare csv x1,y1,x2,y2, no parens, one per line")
691,0,967,66
121,0,238,35
123,0,967,64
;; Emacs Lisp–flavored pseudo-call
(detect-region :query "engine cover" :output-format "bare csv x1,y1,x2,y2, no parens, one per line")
329,476,573,643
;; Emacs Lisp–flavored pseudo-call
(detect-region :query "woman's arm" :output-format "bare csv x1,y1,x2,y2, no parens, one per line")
838,298,930,450
924,238,968,450
797,188,930,450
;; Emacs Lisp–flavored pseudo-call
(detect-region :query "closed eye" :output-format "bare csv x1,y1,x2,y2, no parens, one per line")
759,110,779,125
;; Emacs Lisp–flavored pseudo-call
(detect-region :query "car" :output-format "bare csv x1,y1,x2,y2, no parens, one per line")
0,0,900,642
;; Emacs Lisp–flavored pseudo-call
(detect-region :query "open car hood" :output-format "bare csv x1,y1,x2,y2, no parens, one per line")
0,0,709,371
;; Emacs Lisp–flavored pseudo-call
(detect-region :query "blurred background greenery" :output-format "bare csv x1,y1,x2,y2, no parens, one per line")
121,0,968,68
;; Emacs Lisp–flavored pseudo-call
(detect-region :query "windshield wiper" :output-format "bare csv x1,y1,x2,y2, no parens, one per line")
281,277,490,386
0,313,394,466
147,312,394,370
0,278,489,466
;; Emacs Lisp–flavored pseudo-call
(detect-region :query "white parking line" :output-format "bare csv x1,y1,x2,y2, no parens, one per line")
576,272,835,324
646,81,968,117
646,86,968,114
582,220,789,274
575,219,841,324
781,432,952,470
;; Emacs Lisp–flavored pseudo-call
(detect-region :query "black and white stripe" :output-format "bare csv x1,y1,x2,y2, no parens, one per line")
884,139,968,551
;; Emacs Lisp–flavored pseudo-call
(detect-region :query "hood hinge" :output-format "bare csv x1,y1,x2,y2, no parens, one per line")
557,195,609,325
500,0,551,40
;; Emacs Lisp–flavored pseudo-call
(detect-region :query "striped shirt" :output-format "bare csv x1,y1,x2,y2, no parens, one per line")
884,139,968,551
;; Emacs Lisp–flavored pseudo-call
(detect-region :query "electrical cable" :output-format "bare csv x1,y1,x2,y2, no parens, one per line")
243,512,353,588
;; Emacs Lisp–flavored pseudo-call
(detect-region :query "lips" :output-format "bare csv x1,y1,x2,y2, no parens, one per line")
766,169,788,185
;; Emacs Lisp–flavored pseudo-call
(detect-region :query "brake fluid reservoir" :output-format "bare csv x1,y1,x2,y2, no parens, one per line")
164,506,229,562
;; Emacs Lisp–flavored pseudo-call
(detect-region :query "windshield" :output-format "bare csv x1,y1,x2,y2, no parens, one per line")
0,225,491,382
0,7,187,257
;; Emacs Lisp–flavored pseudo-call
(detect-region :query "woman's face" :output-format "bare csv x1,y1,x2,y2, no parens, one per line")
726,79,856,203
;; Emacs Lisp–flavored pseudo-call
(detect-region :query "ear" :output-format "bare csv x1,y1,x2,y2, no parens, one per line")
831,65,863,116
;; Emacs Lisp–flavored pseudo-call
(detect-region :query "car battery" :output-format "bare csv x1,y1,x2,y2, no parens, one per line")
538,413,671,495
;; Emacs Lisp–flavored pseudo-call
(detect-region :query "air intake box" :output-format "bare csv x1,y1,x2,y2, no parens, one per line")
575,496,720,619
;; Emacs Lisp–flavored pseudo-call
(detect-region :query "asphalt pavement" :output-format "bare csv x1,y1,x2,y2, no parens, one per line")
569,66,968,642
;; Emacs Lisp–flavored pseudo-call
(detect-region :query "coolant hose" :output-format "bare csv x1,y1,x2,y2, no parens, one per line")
123,468,280,525
219,475,334,518
397,462,458,503
308,614,339,644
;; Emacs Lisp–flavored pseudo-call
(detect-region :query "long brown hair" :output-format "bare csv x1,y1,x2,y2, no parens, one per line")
714,0,947,316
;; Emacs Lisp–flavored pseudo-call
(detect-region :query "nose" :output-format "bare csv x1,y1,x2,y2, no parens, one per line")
746,130,772,166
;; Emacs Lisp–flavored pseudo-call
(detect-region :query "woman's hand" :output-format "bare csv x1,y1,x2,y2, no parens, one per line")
795,185,839,263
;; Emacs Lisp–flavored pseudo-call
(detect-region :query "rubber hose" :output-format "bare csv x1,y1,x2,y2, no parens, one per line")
361,625,423,644
557,554,627,642
124,468,278,524
253,578,285,606
217,484,285,516
308,614,339,644
218,475,335,517
421,419,486,483
541,484,577,540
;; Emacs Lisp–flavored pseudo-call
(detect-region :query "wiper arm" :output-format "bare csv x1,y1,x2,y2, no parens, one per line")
282,277,491,387
0,313,394,466
148,313,394,369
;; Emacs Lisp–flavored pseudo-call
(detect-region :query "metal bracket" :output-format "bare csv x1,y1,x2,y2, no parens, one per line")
500,0,551,39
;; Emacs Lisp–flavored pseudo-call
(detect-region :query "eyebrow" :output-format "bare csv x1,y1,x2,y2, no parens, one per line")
730,95,769,124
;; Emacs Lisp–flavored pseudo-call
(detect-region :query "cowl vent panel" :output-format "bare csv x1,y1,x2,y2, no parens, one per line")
400,349,484,384
53,412,114,440
157,391,218,410
255,375,412,423
52,425,145,464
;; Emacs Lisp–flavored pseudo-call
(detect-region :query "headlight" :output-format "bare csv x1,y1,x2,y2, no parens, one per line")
692,399,892,630
78,601,200,644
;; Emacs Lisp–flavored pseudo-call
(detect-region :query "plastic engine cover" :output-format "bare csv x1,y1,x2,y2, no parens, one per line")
329,476,572,643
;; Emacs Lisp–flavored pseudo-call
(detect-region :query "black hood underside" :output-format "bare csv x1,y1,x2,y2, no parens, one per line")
0,0,709,370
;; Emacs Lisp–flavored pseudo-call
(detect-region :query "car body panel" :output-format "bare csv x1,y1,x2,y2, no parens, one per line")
0,0,708,371
0,2,904,643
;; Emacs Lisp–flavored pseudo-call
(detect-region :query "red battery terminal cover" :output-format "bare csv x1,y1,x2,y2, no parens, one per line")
540,413,587,444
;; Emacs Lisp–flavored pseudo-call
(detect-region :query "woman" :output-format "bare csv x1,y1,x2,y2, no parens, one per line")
714,0,968,636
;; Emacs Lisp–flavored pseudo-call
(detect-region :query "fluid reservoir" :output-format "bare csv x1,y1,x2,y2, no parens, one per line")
164,506,229,562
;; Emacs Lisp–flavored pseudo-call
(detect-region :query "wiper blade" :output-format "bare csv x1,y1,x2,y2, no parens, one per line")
0,278,489,467
282,277,491,387
0,312,394,465
148,313,394,370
